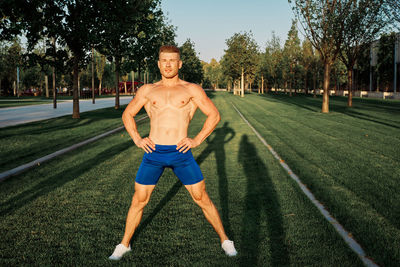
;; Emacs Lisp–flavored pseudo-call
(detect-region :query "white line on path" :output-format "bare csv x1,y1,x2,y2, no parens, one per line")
231,103,378,267
0,115,148,182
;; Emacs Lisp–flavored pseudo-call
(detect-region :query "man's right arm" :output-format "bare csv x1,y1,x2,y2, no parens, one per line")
122,85,155,153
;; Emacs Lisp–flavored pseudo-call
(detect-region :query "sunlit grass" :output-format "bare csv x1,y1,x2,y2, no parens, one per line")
0,105,146,172
0,92,365,266
231,92,400,266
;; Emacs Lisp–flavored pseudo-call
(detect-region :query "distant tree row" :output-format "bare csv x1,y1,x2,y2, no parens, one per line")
212,0,398,113
0,0,176,118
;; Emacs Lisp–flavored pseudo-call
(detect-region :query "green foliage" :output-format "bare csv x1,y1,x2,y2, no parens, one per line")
283,20,302,90
301,39,315,91
221,32,259,82
289,0,351,63
203,58,223,89
383,0,400,29
179,39,204,84
377,32,396,90
94,50,106,84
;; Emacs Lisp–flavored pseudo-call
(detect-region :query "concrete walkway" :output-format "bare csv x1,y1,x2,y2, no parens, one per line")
0,96,133,128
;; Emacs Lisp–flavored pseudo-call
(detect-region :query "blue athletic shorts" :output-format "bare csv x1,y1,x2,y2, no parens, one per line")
135,144,204,185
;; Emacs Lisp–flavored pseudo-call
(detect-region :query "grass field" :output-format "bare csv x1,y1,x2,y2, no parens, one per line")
0,92,398,266
0,95,123,108
0,99,56,108
230,92,400,266
0,105,146,172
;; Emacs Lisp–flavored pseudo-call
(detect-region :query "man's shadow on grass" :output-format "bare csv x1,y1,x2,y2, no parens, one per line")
239,135,289,266
133,122,236,241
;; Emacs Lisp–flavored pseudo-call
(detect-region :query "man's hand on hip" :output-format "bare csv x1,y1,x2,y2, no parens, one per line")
135,137,155,153
177,138,200,153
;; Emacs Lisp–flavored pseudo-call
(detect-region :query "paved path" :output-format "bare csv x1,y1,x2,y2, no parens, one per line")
0,96,133,128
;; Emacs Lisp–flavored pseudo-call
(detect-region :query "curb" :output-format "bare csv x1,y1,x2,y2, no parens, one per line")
0,115,148,182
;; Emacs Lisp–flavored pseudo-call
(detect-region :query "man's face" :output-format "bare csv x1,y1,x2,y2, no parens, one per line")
158,52,182,79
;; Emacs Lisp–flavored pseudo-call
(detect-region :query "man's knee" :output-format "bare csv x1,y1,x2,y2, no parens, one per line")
131,183,154,208
191,187,212,207
132,192,150,208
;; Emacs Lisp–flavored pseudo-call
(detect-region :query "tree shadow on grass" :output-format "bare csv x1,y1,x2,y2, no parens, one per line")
239,135,289,266
0,139,132,217
259,93,400,129
0,105,140,138
132,122,236,242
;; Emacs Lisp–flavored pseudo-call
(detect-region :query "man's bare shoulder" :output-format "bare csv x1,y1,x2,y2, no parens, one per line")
181,81,205,96
136,83,156,97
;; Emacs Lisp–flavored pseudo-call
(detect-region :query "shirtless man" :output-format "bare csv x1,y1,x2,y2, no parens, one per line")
109,45,237,260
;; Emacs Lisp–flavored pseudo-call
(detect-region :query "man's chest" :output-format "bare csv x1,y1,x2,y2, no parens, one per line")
147,87,192,110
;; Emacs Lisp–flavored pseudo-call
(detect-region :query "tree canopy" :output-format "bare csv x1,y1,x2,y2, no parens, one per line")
179,39,203,84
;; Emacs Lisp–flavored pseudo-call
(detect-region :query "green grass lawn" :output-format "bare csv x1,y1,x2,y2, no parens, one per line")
0,95,122,108
0,99,56,108
0,92,398,265
0,105,146,172
230,92,400,266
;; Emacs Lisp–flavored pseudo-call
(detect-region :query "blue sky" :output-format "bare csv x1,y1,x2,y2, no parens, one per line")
161,0,298,63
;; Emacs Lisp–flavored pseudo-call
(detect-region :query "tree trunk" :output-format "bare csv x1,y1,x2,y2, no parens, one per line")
72,56,80,119
99,79,102,96
92,47,95,104
53,38,57,108
322,62,330,113
241,68,244,97
45,75,49,98
347,68,353,107
52,65,56,108
131,70,134,95
138,64,141,83
304,70,308,95
261,75,264,94
124,82,127,94
313,72,316,98
115,57,120,109
289,64,293,97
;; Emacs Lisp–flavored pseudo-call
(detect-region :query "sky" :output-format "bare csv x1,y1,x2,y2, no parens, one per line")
161,0,299,63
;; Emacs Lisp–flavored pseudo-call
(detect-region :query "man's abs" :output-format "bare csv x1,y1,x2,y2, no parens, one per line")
148,107,191,145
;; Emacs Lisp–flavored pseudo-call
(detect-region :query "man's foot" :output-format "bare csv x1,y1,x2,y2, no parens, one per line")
222,240,237,256
109,244,131,260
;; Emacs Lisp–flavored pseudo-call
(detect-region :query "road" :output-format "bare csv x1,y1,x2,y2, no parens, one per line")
0,96,133,128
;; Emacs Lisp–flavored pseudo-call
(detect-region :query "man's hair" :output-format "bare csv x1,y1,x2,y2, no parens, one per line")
159,45,180,57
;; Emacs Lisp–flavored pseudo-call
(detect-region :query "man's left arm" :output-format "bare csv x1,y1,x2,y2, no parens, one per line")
177,84,220,153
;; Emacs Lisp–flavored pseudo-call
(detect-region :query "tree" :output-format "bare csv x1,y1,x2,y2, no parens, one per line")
203,58,223,89
377,32,396,91
283,20,301,96
339,0,386,107
383,0,400,29
1,0,98,118
95,0,162,109
3,40,23,96
301,39,314,94
289,0,352,113
95,50,106,95
179,39,203,84
221,32,259,96
267,32,283,91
